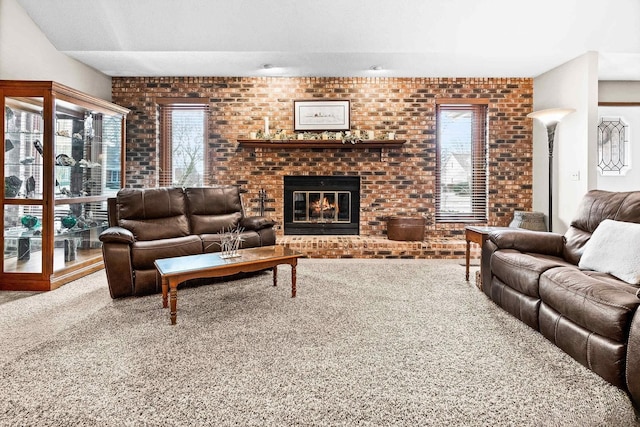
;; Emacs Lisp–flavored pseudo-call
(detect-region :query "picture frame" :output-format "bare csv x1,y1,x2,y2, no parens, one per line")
294,100,350,131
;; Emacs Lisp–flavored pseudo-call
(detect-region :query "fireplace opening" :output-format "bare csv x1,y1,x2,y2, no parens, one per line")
284,176,360,235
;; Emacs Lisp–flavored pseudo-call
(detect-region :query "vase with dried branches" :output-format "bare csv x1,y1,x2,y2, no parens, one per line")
215,227,245,258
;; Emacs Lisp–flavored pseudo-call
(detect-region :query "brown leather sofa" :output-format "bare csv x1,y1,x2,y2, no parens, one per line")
99,186,276,299
481,189,640,415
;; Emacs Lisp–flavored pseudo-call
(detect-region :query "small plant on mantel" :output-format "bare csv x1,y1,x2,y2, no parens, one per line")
341,132,363,144
255,129,292,141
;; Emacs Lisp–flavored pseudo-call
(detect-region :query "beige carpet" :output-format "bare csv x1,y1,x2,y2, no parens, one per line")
0,259,637,426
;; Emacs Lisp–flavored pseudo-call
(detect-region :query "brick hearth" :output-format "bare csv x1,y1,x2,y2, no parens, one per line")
277,235,478,259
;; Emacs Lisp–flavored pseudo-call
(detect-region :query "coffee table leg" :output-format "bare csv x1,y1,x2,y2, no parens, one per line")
162,278,168,308
291,263,297,298
170,282,178,325
465,238,471,281
273,265,278,287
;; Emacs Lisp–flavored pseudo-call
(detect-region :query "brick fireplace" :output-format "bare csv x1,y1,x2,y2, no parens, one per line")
112,76,534,258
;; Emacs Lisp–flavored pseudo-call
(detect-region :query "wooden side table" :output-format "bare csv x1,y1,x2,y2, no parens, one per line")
465,226,506,282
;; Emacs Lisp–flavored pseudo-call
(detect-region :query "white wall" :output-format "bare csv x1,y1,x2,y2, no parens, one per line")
531,52,599,233
0,0,112,100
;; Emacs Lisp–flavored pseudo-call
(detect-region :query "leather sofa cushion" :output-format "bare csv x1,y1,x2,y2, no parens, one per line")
121,215,191,242
571,190,640,232
117,187,190,240
191,212,242,235
131,235,203,270
562,226,591,265
186,186,244,234
133,269,162,296
490,250,571,298
564,190,640,263
539,303,627,388
490,277,540,329
185,186,243,214
539,267,640,342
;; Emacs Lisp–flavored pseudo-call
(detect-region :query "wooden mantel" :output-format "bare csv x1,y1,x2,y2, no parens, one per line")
237,139,406,149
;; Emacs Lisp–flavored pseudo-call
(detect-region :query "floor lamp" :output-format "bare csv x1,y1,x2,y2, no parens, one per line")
527,108,575,232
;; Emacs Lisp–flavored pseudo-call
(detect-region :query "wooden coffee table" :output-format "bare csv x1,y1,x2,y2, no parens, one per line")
155,245,304,325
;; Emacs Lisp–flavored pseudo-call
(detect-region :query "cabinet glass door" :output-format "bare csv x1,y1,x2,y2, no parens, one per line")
3,204,43,273
4,97,44,200
54,99,123,200
52,99,121,273
4,97,45,273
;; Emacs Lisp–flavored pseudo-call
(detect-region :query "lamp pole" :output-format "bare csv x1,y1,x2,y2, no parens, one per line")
545,122,558,232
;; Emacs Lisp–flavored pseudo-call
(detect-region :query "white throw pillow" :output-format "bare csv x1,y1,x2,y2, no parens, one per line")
578,219,640,285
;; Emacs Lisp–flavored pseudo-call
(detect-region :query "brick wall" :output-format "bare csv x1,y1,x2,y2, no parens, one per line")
112,77,533,241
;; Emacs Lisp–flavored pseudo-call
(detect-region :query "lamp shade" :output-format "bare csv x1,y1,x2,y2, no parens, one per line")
527,108,575,126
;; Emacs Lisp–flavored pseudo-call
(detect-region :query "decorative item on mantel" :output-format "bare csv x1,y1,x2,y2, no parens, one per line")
249,129,397,144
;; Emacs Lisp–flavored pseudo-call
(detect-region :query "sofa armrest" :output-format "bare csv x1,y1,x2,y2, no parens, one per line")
99,226,135,244
240,216,276,231
488,229,565,257
626,311,640,415
99,226,135,299
481,239,498,297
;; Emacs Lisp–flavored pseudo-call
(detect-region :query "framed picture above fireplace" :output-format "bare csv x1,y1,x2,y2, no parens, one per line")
294,100,350,131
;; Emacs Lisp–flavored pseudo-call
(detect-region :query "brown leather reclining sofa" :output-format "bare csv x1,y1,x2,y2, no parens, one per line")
481,189,640,415
99,186,276,299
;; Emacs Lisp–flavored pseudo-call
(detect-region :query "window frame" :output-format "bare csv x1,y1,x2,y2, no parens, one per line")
157,98,209,187
435,100,488,223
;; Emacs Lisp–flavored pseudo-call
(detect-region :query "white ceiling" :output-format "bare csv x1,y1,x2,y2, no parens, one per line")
16,0,640,80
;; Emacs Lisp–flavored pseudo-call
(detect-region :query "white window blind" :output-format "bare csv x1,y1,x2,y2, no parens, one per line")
436,103,488,222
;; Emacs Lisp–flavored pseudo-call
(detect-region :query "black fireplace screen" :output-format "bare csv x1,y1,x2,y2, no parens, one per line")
293,191,351,223
284,176,359,235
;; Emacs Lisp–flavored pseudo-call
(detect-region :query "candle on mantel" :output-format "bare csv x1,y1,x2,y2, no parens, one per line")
264,117,269,137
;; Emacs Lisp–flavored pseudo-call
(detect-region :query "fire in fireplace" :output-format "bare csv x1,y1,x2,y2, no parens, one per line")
284,176,360,235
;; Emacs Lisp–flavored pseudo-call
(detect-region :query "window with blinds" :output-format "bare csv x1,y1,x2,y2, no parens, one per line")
158,99,209,187
435,102,488,222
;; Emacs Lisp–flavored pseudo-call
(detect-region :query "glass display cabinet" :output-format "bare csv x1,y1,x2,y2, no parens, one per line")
1,81,128,291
